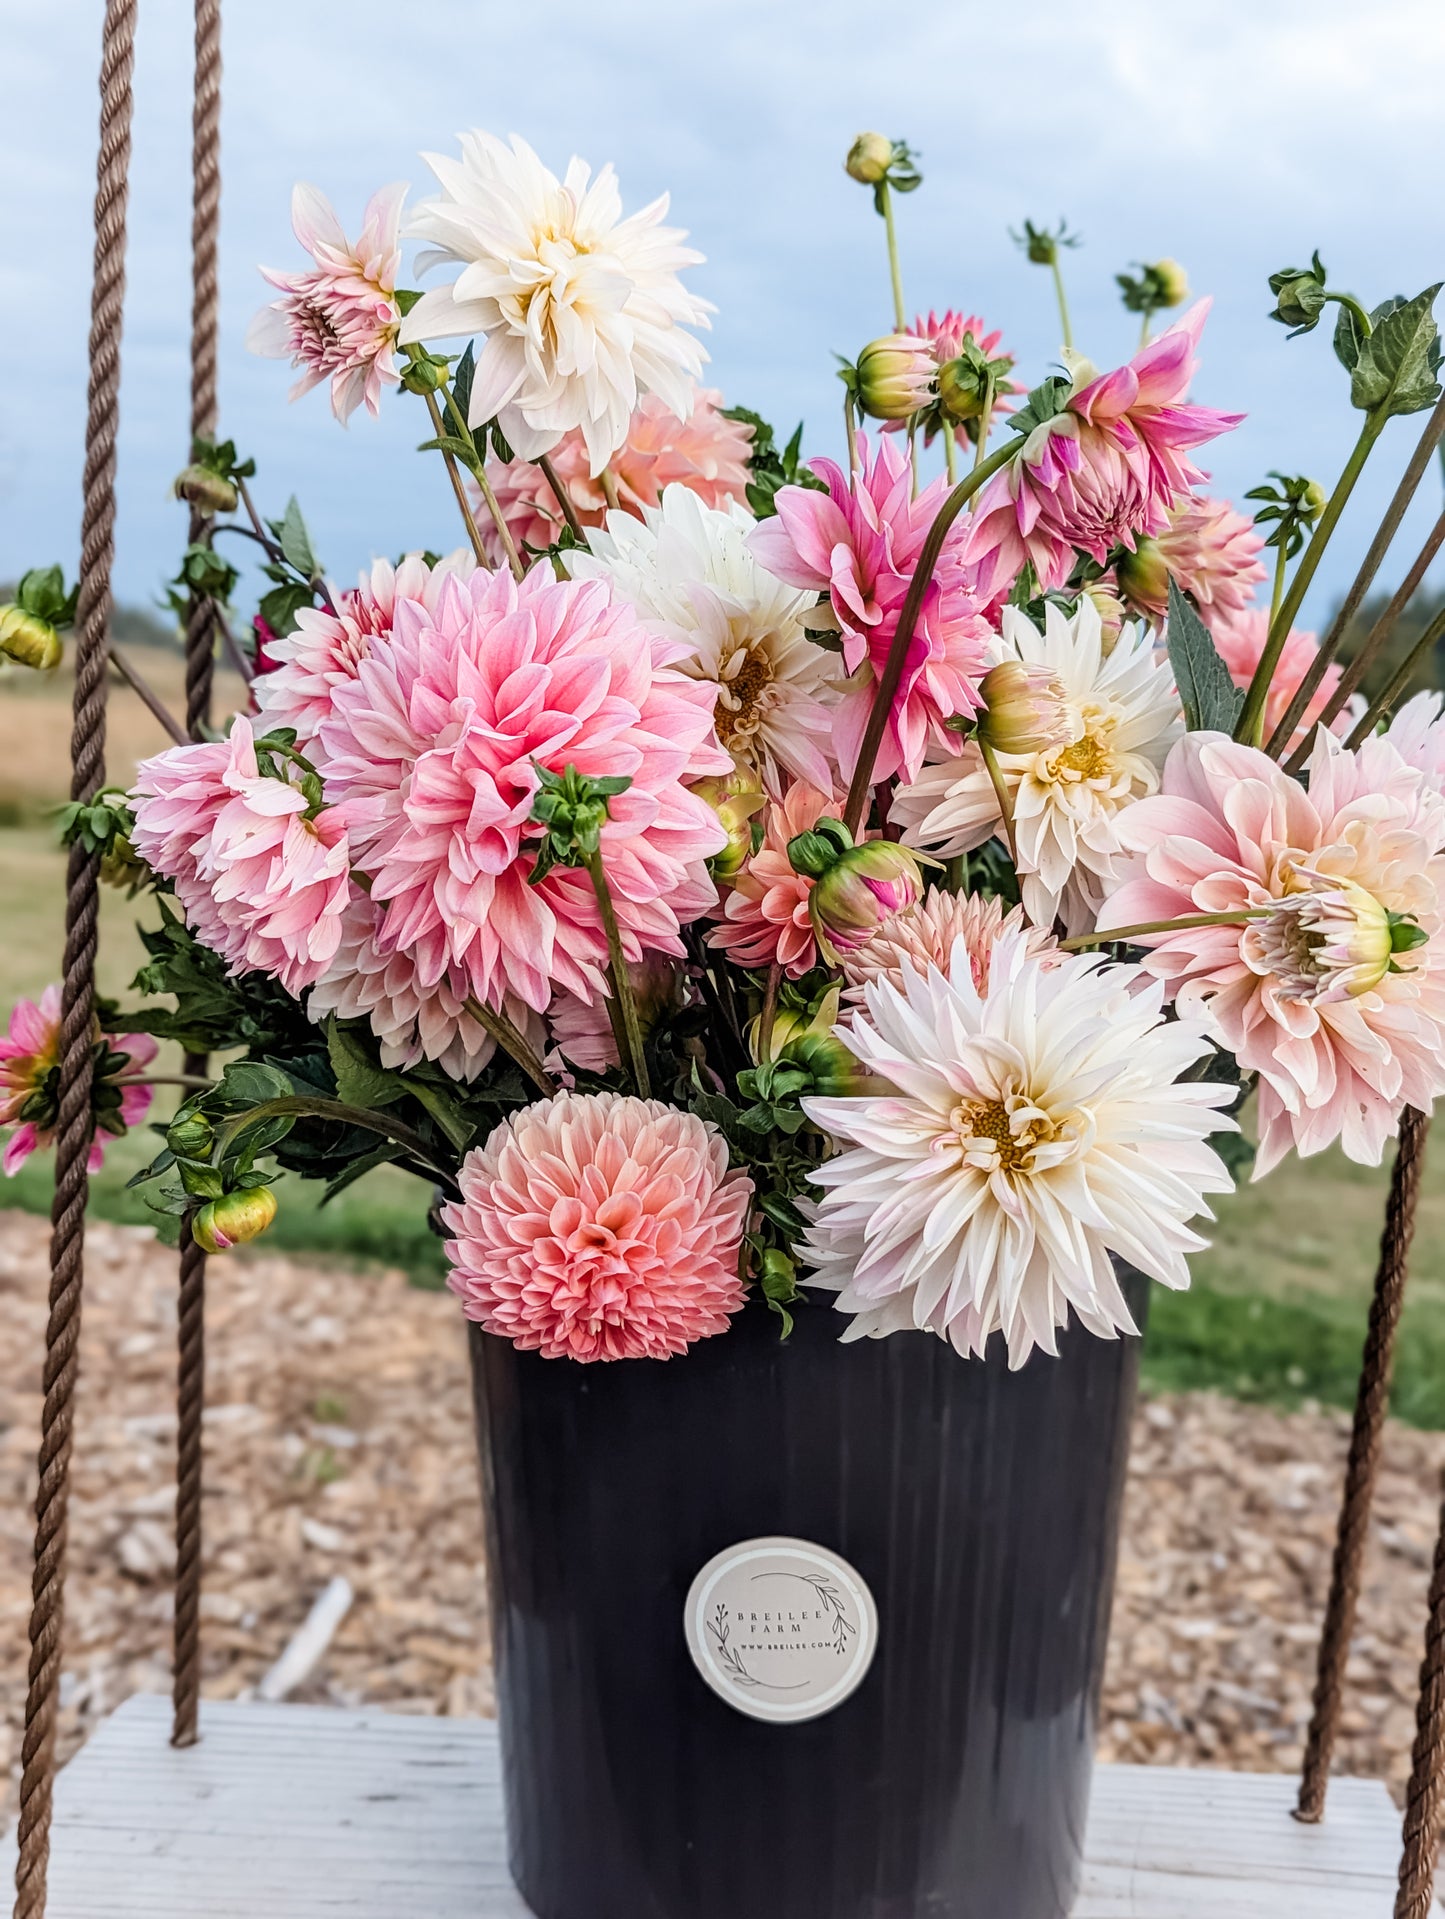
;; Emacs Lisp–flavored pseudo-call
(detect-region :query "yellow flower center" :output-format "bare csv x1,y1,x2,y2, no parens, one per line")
958,1097,1031,1172
1051,729,1112,780
714,646,774,747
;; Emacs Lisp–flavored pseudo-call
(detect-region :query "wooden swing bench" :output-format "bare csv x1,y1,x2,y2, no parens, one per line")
10,4,1444,1918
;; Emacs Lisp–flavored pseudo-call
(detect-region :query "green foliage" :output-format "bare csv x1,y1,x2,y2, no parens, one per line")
1267,251,1329,334
1347,286,1443,417
720,406,825,518
1010,218,1081,268
123,900,316,1057
11,566,79,628
1244,472,1325,559
1005,375,1071,440
1166,580,1244,733
527,762,633,884
271,497,319,579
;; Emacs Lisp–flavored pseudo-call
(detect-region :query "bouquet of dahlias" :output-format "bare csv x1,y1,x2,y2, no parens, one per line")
11,130,1445,1373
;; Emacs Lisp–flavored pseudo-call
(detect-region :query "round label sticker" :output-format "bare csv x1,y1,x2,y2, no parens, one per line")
684,1536,879,1723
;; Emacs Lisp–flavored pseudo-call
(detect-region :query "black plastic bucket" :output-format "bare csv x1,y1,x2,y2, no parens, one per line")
469,1274,1145,1919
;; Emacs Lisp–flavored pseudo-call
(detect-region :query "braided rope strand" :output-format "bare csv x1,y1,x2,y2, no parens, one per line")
172,0,221,1753
1396,1475,1445,1918
1296,1107,1429,1822
12,3,135,1911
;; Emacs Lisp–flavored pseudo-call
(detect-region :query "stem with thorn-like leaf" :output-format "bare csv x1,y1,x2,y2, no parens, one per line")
584,850,651,1097
437,382,525,581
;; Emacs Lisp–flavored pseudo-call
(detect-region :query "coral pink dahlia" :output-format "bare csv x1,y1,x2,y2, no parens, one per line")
481,387,753,561
1098,730,1445,1175
1212,610,1360,751
442,1091,753,1361
749,432,994,784
965,302,1244,600
0,986,156,1176
246,183,406,424
314,567,728,1016
708,782,834,977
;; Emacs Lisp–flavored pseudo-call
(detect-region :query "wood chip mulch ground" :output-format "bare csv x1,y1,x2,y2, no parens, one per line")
0,1207,1436,1820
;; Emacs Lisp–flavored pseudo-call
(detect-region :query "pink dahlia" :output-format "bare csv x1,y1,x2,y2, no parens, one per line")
840,887,1054,1007
1098,730,1445,1175
314,567,727,1016
442,1091,753,1362
1118,494,1267,625
482,387,753,561
0,986,156,1176
306,890,544,1082
750,432,994,783
255,550,478,749
130,716,351,995
246,183,406,424
1387,692,1445,790
1212,610,1358,751
965,301,1244,599
899,309,1020,444
709,782,833,977
546,955,688,1075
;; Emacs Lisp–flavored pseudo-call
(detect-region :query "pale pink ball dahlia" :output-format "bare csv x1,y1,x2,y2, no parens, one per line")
841,887,1054,1006
443,1091,753,1361
750,432,994,784
131,716,351,995
482,387,753,561
1212,610,1358,751
246,183,406,424
306,891,544,1082
255,551,478,749
709,781,834,977
965,301,1244,599
1098,730,1445,1175
0,987,156,1176
1118,494,1267,625
314,567,728,1016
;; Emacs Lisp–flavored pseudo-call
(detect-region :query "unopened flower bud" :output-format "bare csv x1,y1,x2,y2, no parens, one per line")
784,1028,872,1098
166,1111,215,1160
805,837,926,963
851,334,935,422
1147,258,1189,308
845,132,895,185
1268,253,1329,335
173,464,239,515
937,354,988,425
1082,581,1128,654
1114,538,1172,621
99,833,147,891
1302,478,1327,521
192,1185,278,1255
691,767,766,881
0,606,63,671
976,660,1072,756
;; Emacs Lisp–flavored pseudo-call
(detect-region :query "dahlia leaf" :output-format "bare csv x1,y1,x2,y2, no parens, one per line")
273,495,318,579
1350,285,1443,417
1166,581,1243,733
406,1077,475,1152
326,1019,406,1111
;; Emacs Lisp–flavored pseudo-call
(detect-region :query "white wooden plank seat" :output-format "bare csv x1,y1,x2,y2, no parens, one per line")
0,1694,1414,1917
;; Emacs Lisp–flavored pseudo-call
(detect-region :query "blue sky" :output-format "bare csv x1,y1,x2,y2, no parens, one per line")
3,0,1445,625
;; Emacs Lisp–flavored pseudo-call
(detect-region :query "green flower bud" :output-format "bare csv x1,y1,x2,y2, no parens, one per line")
166,1112,215,1160
1268,252,1329,335
691,767,766,881
1115,538,1172,619
845,132,895,185
99,832,147,892
849,334,936,423
173,463,239,515
784,1029,872,1098
808,840,925,964
976,660,1073,756
0,606,63,671
1149,258,1190,308
192,1185,278,1255
1082,581,1128,654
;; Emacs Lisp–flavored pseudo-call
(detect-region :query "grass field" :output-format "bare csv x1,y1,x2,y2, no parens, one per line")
2,658,1443,1420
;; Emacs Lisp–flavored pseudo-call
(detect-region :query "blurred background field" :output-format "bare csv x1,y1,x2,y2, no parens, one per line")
3,629,1445,1423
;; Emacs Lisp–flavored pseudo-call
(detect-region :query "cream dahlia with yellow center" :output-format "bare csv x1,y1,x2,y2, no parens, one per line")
799,927,1235,1368
892,598,1182,931
568,484,842,795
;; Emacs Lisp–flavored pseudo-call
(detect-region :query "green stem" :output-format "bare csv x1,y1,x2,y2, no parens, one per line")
758,961,783,1062
585,849,651,1096
879,180,907,332
1343,602,1445,748
537,453,585,541
844,392,860,478
1060,910,1264,951
462,996,553,1094
1051,257,1073,351
1138,308,1153,351
978,740,1019,867
1323,291,1374,338
1269,541,1289,627
422,388,491,573
599,468,621,512
972,378,997,474
907,418,920,500
1235,410,1387,747
438,381,525,581
944,426,958,485
841,433,1024,836
215,1097,458,1188
136,1074,214,1091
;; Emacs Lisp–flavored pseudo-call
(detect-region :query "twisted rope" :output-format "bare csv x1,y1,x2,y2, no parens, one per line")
1396,1474,1445,1918
172,0,221,1753
12,4,135,1912
1297,1106,1429,1823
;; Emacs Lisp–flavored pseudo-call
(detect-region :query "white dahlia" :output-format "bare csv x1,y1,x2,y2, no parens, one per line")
892,598,1183,932
800,927,1235,1368
399,132,711,475
567,484,841,794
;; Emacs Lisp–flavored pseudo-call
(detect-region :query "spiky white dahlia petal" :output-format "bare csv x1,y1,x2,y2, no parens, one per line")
799,928,1235,1368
